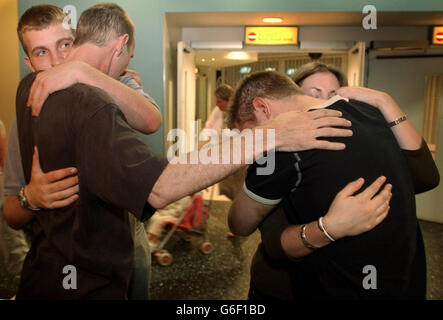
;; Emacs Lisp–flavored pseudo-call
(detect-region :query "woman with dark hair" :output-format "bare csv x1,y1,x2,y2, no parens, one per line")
292,62,347,99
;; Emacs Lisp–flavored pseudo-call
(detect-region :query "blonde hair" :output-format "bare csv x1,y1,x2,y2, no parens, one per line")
215,84,234,102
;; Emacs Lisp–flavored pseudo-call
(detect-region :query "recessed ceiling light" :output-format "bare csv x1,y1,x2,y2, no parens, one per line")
262,17,283,24
227,52,249,60
211,58,215,61
201,58,206,62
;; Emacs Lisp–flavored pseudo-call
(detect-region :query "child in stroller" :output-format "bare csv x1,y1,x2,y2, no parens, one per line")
146,192,212,266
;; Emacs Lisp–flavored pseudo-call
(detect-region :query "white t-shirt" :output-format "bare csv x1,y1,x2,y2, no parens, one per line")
204,106,225,135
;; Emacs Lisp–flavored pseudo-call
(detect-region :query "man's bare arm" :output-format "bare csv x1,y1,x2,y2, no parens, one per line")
148,109,353,208
280,177,391,258
228,189,275,236
3,195,36,230
229,177,392,259
24,148,79,210
27,61,162,134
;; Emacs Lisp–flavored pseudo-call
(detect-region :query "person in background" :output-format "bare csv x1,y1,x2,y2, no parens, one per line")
1,117,31,286
0,120,5,170
204,84,234,135
204,84,244,237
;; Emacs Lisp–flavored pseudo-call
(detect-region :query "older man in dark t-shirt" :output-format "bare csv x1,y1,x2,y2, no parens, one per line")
16,72,168,299
13,3,169,299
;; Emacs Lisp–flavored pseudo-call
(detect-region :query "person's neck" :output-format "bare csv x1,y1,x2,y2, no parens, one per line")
292,95,328,112
66,44,112,75
270,94,327,116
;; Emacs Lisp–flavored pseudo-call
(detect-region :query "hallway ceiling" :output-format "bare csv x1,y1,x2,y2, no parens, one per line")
167,11,443,28
168,11,443,69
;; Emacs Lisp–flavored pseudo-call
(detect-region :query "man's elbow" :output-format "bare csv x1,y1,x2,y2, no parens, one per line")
143,108,162,134
229,225,251,237
150,116,162,133
228,216,252,237
5,220,24,231
2,208,24,230
147,192,169,210
415,170,440,194
229,227,249,237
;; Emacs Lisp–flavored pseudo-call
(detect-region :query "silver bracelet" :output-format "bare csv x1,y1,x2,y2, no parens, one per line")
318,217,335,242
300,224,318,250
387,115,407,128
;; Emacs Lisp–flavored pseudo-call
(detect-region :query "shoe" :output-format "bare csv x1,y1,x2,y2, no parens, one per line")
226,231,236,238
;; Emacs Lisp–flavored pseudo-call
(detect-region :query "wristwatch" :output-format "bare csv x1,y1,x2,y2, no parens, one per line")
18,186,41,212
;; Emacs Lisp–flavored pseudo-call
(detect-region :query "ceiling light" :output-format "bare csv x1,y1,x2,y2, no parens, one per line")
262,17,283,24
226,52,250,60
211,58,215,61
201,58,206,62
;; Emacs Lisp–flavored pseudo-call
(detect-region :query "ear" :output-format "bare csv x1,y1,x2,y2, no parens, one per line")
115,34,129,57
24,56,35,72
252,97,272,120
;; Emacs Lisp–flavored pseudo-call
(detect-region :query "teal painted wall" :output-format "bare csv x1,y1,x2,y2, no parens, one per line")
17,0,443,154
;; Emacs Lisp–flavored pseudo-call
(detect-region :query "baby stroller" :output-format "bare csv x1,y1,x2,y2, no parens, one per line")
152,193,213,266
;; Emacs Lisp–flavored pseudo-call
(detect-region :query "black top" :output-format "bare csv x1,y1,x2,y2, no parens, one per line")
15,72,168,299
245,98,432,299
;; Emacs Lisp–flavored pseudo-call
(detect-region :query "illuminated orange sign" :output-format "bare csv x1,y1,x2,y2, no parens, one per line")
432,26,443,45
245,27,298,45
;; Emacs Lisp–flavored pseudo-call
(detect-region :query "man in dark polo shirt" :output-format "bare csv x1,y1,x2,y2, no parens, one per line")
228,71,433,299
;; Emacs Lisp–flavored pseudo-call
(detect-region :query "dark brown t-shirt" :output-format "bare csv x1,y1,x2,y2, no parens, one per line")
15,72,168,299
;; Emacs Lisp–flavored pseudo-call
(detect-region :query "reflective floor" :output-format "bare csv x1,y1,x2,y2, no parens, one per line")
149,200,259,300
1,200,442,300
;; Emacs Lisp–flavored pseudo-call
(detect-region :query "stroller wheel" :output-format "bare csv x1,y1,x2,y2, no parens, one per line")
155,250,172,266
200,240,213,255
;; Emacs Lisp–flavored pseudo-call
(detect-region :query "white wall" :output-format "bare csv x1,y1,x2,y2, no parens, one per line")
367,51,443,223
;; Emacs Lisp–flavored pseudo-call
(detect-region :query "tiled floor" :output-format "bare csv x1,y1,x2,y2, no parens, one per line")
1,200,442,300
149,200,259,300
420,219,443,300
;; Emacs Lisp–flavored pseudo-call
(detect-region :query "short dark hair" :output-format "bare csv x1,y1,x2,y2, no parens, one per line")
228,71,304,129
292,62,348,87
74,3,134,50
17,5,74,55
